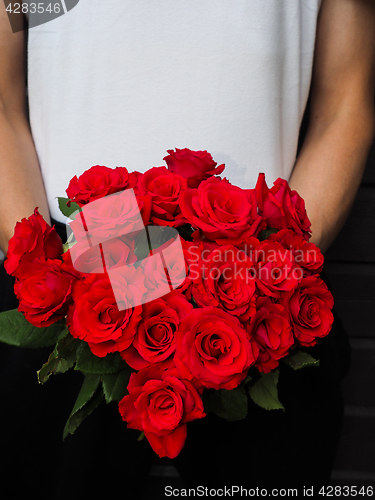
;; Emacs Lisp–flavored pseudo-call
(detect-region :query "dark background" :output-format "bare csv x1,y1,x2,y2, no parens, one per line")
324,136,375,486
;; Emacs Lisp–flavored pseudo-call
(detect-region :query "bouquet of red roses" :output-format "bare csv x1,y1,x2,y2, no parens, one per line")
0,148,333,459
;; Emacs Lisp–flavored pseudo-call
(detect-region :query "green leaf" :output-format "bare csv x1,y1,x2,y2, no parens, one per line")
248,369,284,411
203,386,248,421
133,226,178,261
57,197,81,219
75,342,127,374
282,350,320,370
137,431,145,441
258,227,280,241
62,230,76,253
37,333,80,384
101,368,132,404
0,309,67,348
63,373,103,439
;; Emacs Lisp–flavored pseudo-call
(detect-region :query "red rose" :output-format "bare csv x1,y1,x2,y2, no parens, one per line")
67,269,145,357
190,245,257,323
284,275,334,347
137,166,188,226
121,291,193,370
164,148,225,188
255,174,311,239
269,229,324,275
5,208,62,277
174,307,259,390
246,296,294,373
63,235,137,275
66,165,138,206
211,234,261,250
14,258,78,327
179,177,263,242
118,367,206,458
252,240,302,298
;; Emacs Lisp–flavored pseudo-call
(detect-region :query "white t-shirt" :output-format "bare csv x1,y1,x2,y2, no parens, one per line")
27,0,322,223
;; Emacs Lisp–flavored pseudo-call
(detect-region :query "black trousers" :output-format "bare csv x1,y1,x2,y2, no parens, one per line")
0,220,351,498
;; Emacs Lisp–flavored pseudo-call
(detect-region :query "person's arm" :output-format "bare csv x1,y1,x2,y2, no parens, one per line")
289,0,375,254
0,4,50,255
